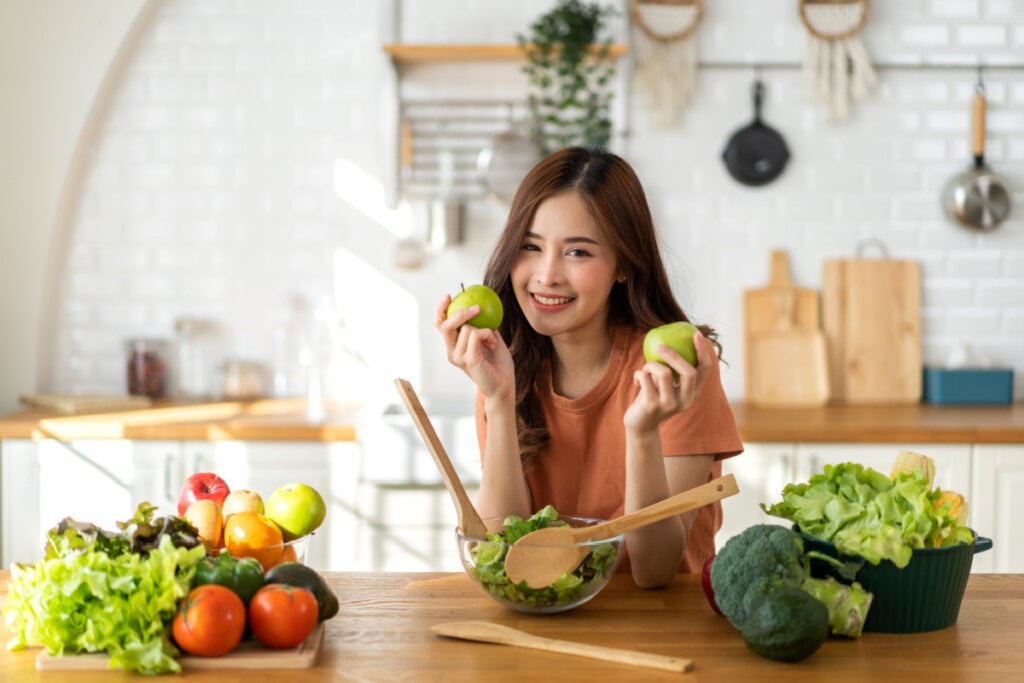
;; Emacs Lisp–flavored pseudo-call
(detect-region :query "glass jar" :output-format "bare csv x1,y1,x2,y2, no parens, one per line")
174,317,222,399
125,338,169,398
221,359,268,399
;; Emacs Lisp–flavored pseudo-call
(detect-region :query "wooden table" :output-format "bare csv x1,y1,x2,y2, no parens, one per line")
3,571,1023,682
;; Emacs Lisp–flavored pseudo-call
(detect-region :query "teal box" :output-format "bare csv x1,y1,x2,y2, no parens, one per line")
923,367,1013,405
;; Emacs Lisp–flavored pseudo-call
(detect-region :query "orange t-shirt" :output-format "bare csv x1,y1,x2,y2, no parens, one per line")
475,326,744,574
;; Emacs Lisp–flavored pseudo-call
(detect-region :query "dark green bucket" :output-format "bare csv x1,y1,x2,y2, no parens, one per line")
799,528,993,633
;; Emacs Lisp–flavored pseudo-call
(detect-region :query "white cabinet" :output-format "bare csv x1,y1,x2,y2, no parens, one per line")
719,443,793,549
970,445,1024,573
1,439,182,565
0,439,362,572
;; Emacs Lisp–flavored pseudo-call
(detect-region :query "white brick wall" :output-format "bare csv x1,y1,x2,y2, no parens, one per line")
51,0,1024,404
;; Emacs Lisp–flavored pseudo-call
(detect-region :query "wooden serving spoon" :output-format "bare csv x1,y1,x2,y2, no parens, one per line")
394,378,489,539
504,474,739,589
431,621,693,673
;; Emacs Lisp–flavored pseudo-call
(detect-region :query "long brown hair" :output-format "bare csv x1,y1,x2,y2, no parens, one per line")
482,147,719,463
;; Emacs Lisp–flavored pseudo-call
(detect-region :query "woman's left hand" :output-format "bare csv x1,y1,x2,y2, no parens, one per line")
625,330,714,433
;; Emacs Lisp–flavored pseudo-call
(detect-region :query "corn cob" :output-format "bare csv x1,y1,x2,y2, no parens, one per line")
934,490,969,526
890,449,936,487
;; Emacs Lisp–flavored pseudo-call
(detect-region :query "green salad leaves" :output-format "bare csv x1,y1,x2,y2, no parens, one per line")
470,505,619,607
761,462,974,568
3,503,207,674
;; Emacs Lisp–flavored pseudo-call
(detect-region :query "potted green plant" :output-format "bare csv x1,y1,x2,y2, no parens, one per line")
517,0,618,154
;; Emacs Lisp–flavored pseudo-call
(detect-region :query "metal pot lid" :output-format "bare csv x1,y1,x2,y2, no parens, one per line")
477,129,541,205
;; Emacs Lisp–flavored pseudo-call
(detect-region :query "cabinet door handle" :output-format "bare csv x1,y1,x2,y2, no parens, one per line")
164,452,176,502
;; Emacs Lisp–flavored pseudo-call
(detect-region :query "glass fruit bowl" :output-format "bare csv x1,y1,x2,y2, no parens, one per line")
456,515,623,615
227,533,312,571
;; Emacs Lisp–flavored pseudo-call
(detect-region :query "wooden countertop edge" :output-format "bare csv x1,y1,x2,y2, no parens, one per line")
0,398,362,442
2,400,1022,443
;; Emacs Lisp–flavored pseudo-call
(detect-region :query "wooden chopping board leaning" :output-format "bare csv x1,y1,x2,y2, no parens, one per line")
822,240,922,404
743,250,830,407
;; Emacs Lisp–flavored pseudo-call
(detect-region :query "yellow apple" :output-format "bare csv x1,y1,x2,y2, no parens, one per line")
222,488,264,518
185,498,223,552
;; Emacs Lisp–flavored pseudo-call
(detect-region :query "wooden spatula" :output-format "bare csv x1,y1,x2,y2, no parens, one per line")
394,378,489,539
504,474,738,589
431,621,693,673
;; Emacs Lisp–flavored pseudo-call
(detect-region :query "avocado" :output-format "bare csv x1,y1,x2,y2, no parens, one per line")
740,586,829,663
264,562,339,621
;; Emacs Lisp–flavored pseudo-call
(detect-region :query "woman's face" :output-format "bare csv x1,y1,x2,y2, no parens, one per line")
511,191,620,342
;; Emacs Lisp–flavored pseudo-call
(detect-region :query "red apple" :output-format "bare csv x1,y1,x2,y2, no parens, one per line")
178,472,230,516
702,554,723,616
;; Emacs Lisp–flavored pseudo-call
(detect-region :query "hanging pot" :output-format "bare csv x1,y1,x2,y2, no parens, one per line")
722,79,790,186
476,127,541,205
942,83,1011,232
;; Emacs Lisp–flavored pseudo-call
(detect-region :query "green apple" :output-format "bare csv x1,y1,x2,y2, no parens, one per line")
446,284,503,330
643,322,699,372
265,482,327,541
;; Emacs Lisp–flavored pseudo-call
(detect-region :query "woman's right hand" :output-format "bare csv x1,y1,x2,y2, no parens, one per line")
435,295,515,401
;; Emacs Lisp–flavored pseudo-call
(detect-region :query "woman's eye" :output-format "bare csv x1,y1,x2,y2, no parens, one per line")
521,243,540,252
567,248,591,257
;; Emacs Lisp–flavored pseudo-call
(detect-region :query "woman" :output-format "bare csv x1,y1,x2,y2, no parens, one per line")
436,147,742,588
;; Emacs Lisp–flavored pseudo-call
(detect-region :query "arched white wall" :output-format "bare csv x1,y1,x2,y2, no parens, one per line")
0,0,155,412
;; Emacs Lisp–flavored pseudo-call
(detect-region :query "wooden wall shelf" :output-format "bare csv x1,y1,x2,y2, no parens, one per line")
382,43,628,64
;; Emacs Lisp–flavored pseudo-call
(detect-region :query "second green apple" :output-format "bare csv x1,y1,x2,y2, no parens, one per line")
643,321,699,370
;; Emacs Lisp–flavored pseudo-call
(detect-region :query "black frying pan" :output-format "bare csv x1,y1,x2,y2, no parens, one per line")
722,79,789,186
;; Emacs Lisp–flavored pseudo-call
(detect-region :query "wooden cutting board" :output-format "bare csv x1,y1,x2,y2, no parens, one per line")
822,254,922,404
35,624,323,671
743,250,830,407
19,393,152,414
744,250,820,333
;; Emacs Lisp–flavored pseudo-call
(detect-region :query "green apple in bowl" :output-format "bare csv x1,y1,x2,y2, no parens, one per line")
446,284,503,330
643,322,699,372
265,482,327,541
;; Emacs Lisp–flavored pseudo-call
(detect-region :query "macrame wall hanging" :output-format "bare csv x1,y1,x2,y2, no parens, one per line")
799,0,877,122
630,0,704,127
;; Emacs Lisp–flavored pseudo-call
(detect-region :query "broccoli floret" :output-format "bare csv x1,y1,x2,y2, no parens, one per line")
710,524,873,638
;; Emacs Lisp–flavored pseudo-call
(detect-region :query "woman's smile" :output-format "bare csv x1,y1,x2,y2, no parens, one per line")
530,291,576,310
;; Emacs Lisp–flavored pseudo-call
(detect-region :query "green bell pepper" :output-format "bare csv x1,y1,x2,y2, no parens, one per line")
193,551,265,605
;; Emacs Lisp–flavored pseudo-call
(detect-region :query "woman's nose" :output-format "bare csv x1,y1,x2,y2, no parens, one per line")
535,253,562,285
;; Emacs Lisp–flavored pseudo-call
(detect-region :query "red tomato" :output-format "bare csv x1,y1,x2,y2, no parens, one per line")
248,583,319,649
172,584,246,657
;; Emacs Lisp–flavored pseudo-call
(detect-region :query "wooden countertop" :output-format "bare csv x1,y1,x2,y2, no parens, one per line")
0,398,360,442
2,398,1023,444
2,571,1022,681
731,402,1024,444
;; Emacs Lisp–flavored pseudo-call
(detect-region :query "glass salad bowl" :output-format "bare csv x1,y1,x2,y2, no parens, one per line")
456,514,624,615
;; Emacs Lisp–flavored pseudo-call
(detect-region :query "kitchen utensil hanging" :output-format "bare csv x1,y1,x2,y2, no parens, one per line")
942,72,1011,232
630,0,703,127
477,107,542,206
722,77,790,186
800,0,877,122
